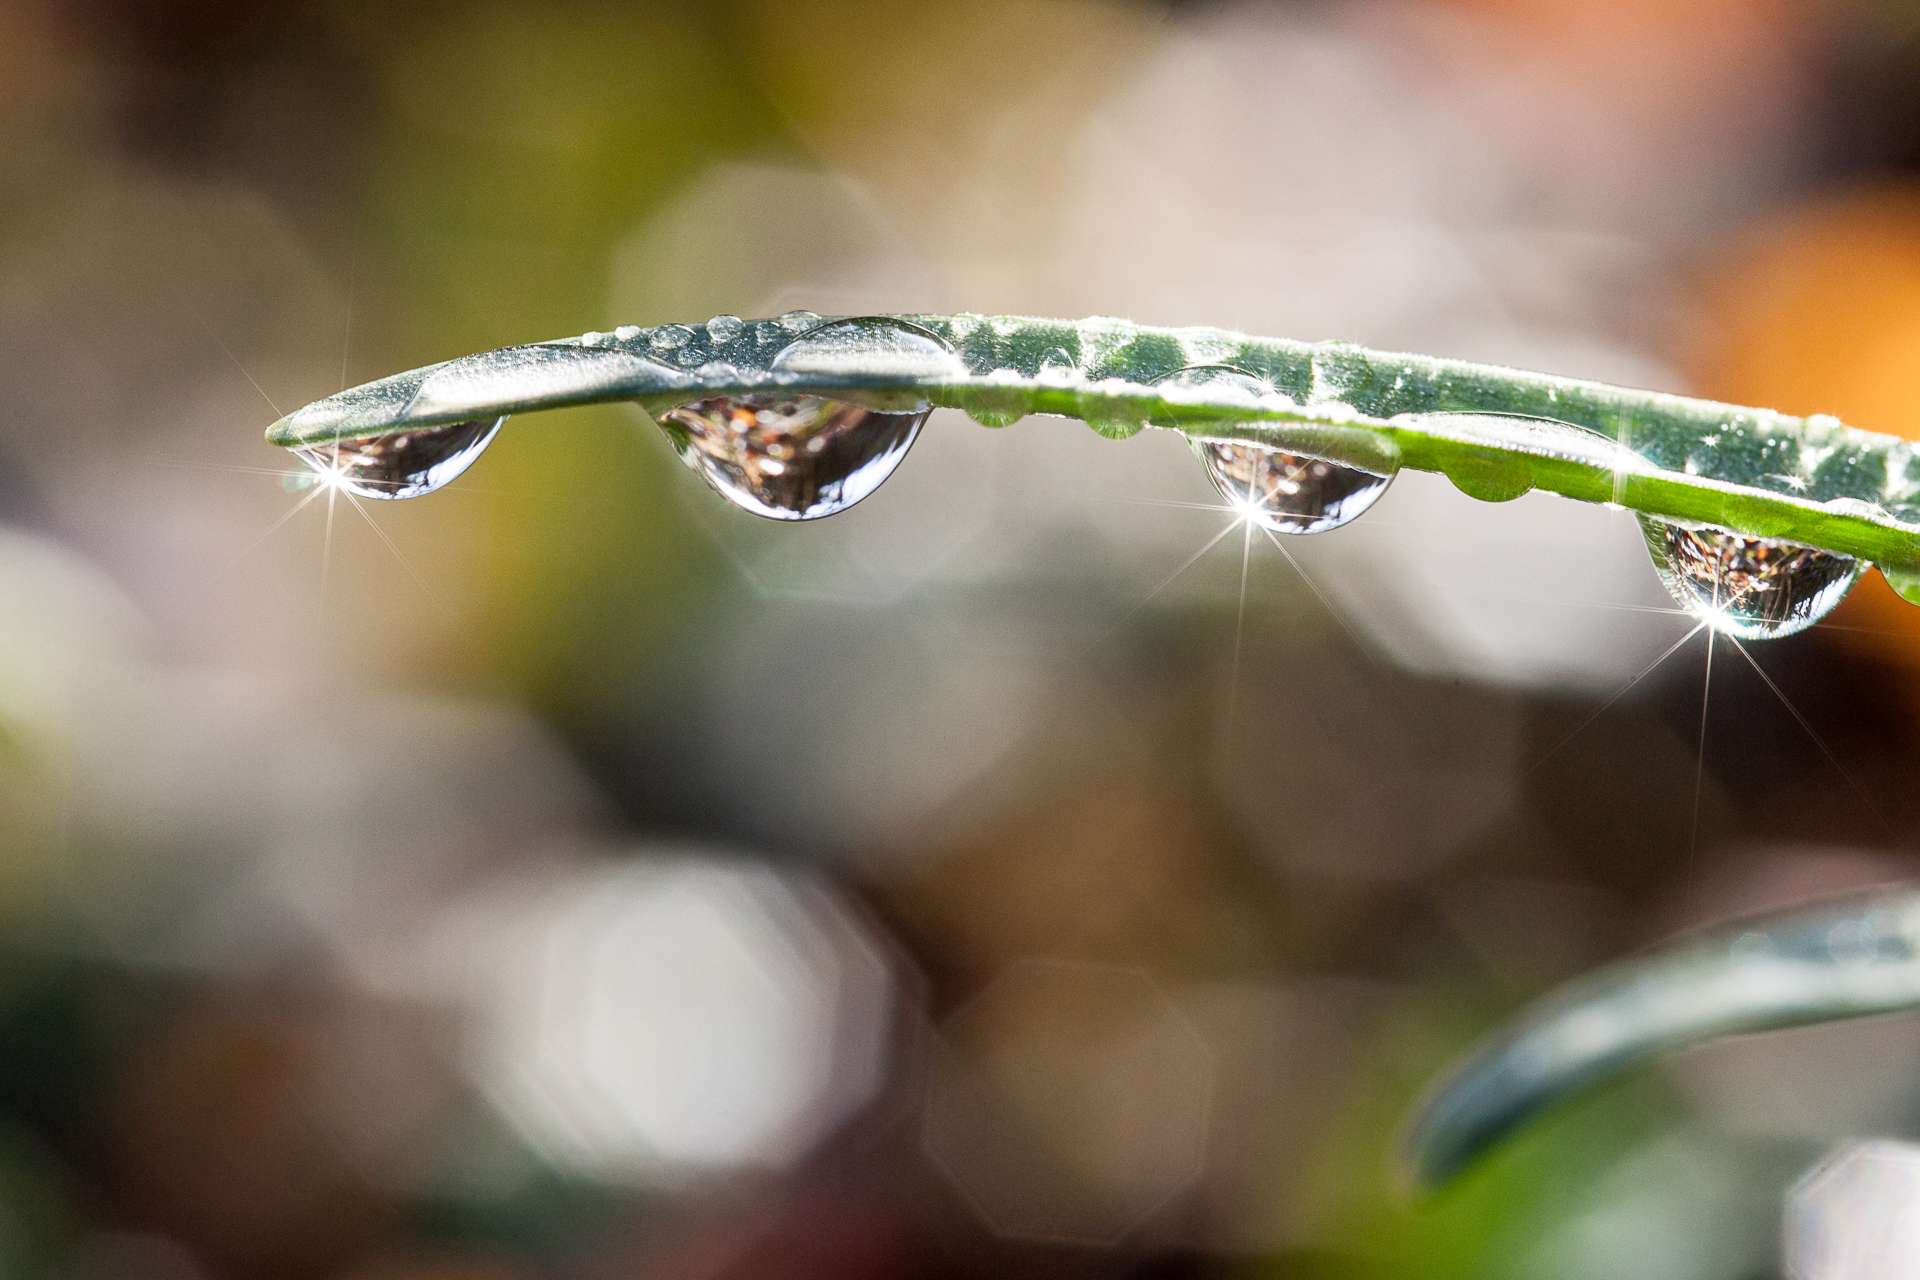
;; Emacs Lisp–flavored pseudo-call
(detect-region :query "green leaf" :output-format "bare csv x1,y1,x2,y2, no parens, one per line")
267,313,1920,572
1400,885,1920,1190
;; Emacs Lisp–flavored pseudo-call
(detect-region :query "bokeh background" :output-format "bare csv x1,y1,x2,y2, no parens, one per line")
7,0,1920,1276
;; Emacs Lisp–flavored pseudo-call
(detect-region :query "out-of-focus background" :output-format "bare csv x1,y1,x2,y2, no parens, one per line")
8,0,1920,1276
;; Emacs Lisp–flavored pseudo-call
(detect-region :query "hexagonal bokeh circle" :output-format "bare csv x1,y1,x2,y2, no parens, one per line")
463,855,896,1186
924,957,1213,1245
1787,1140,1920,1279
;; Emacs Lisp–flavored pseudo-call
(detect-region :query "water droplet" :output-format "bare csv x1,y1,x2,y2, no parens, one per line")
769,316,963,385
1197,439,1395,534
1444,462,1533,504
957,383,1028,428
650,325,694,351
405,343,670,421
614,324,641,341
706,314,745,343
658,396,926,521
1037,348,1077,379
777,310,820,332
1159,366,1397,534
1155,365,1269,405
1081,389,1149,440
1640,517,1865,639
1883,566,1920,607
293,417,505,500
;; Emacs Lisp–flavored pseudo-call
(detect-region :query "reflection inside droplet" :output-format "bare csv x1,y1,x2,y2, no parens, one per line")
1641,517,1865,639
292,416,505,500
659,395,927,521
1197,439,1395,535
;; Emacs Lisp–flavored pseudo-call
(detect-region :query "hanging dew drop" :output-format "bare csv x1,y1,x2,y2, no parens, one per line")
656,315,956,518
1082,395,1148,440
292,416,505,500
658,395,927,520
1197,439,1396,534
956,383,1028,429
1639,517,1865,639
1156,365,1397,535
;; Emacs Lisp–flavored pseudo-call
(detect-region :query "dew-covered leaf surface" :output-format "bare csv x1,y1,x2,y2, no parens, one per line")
268,314,1920,572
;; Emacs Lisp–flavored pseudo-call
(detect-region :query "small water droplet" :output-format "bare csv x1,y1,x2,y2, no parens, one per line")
1197,439,1395,534
658,395,926,521
293,417,505,500
651,325,694,351
1883,566,1920,607
1037,348,1077,379
778,310,820,332
957,383,1028,428
581,331,610,347
614,324,641,341
706,315,745,343
1081,389,1149,440
1640,517,1865,639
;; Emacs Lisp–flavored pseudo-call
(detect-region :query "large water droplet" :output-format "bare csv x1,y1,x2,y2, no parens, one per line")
1198,439,1395,534
1162,365,1397,535
658,395,926,521
768,315,963,386
1640,517,1865,639
293,417,504,500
